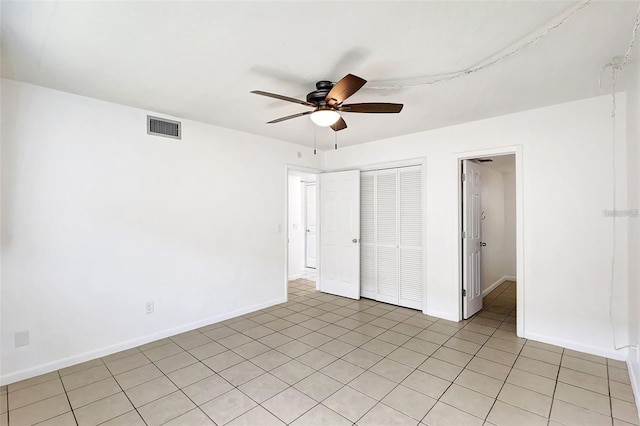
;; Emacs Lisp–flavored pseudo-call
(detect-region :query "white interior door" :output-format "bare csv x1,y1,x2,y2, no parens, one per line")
320,170,360,299
305,183,317,268
463,160,483,319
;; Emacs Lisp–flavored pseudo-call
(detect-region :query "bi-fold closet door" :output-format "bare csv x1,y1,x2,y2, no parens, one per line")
360,166,423,310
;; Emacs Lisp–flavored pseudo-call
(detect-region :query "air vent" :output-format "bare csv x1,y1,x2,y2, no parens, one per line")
147,116,181,139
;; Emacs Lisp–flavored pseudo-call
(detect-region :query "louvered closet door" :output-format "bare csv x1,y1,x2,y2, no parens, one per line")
398,166,423,309
360,172,376,299
375,170,399,305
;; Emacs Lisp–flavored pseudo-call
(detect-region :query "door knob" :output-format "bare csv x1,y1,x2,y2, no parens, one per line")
352,239,358,243
480,242,487,247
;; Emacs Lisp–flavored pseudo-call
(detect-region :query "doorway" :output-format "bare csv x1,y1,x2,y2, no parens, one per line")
458,150,523,337
286,167,320,299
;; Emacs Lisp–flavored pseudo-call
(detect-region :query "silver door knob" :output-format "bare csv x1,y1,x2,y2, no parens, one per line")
352,239,358,243
480,242,487,247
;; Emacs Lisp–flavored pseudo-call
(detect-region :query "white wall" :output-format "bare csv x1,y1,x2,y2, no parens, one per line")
323,94,629,359
0,79,320,384
624,61,640,405
479,164,516,295
479,165,506,293
287,176,304,279
503,172,517,277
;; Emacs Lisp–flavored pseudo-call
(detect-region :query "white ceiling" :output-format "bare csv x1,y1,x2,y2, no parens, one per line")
2,1,638,149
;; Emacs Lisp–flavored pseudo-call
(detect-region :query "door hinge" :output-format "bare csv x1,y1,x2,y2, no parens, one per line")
462,231,466,239
461,173,466,182
462,289,466,297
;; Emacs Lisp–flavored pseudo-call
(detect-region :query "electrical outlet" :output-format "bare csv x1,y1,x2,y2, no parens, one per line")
146,301,154,314
15,330,29,347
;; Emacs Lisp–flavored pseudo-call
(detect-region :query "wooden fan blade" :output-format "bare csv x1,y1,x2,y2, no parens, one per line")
251,90,315,107
325,74,366,106
330,117,347,132
338,103,403,113
267,111,313,124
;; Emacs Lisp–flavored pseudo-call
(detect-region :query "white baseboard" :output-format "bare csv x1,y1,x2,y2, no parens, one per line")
482,275,517,297
524,331,628,361
0,296,286,386
424,308,459,322
288,274,302,280
628,348,640,420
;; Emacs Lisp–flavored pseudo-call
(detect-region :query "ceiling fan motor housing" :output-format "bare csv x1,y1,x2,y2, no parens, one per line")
306,80,334,105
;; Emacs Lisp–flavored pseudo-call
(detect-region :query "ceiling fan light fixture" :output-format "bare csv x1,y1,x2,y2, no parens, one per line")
310,109,340,127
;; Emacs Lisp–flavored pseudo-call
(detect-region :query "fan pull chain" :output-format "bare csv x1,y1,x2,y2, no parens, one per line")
313,127,317,155
334,131,338,150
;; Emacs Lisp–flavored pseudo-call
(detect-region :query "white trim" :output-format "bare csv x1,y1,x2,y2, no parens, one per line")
425,309,459,322
627,351,640,419
482,275,517,297
288,274,302,281
524,331,628,361
0,297,286,386
421,158,429,317
327,158,425,174
358,158,425,172
454,146,524,338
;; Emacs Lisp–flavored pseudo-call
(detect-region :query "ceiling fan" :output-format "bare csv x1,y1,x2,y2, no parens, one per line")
251,74,403,131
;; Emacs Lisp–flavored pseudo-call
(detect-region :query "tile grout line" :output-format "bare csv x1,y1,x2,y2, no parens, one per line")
97,349,151,426
55,369,80,426
548,347,565,426
428,281,518,424
478,286,529,424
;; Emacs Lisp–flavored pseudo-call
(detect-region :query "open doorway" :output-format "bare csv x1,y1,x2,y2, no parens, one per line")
287,168,319,300
460,152,522,335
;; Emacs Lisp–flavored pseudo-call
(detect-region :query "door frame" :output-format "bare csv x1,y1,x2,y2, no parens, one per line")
285,165,322,301
455,146,524,337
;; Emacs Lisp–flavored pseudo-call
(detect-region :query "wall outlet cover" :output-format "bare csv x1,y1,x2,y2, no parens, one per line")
15,331,29,347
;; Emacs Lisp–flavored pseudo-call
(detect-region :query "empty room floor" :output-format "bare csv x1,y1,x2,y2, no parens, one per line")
2,281,638,426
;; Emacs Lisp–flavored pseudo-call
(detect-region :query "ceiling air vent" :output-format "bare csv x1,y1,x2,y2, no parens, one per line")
147,116,181,140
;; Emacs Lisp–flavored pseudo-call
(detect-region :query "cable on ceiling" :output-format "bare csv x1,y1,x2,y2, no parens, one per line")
365,0,592,90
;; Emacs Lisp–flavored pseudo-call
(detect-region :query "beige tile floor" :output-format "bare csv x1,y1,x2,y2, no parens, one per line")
2,280,638,426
